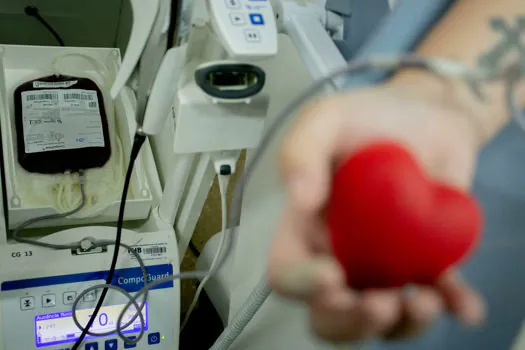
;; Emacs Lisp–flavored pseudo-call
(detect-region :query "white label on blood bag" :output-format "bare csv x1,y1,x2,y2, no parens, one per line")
33,80,78,88
21,89,105,154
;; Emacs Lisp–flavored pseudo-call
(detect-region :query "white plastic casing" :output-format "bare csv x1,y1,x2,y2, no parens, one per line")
111,0,160,99
171,61,270,154
272,0,347,81
141,46,187,135
0,228,180,350
0,45,159,229
207,0,278,59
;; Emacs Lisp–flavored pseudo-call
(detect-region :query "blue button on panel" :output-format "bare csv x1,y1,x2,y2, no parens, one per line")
148,332,161,345
105,339,118,349
123,337,136,349
249,13,264,25
85,342,99,350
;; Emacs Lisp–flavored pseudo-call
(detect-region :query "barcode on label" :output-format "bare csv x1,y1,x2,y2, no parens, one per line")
33,80,78,88
143,247,167,255
26,93,58,101
129,246,167,257
63,93,95,101
88,101,97,108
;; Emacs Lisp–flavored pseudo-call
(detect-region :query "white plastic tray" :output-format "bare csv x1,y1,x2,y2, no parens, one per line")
0,45,156,229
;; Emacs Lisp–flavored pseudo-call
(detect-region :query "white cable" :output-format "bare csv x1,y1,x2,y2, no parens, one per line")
182,172,230,330
51,53,111,86
209,278,271,350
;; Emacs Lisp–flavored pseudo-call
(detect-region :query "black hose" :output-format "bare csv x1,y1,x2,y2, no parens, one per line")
25,5,65,47
167,0,182,48
72,133,146,349
189,240,201,257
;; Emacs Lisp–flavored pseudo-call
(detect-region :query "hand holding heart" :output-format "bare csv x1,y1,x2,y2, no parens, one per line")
328,142,482,291
268,84,487,342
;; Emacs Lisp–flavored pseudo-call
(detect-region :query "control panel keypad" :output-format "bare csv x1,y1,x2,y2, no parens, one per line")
20,296,35,311
225,0,268,42
229,13,246,25
63,291,77,305
42,294,56,308
245,29,261,42
11,287,168,349
210,0,277,57
225,0,242,9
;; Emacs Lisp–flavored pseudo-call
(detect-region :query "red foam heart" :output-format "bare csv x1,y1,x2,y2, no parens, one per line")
326,142,483,290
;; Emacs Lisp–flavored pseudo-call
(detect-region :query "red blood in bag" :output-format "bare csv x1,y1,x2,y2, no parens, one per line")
326,142,483,290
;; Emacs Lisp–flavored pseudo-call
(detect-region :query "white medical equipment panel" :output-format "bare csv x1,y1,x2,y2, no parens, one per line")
207,0,278,58
0,45,156,230
0,228,179,350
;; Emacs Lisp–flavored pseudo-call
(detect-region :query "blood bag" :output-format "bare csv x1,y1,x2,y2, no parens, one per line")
14,74,111,174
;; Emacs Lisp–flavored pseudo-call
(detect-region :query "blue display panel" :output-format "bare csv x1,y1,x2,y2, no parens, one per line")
35,302,148,348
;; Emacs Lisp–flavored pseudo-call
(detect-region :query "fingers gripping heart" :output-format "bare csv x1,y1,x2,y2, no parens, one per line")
326,142,483,290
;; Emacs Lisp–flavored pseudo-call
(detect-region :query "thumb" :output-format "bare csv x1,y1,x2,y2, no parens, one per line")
271,256,347,300
279,98,346,213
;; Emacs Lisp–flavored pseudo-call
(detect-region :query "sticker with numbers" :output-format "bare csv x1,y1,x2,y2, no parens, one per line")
21,89,105,154
128,243,169,261
33,80,78,88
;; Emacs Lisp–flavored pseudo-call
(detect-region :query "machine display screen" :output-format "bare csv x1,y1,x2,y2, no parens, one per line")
34,302,148,348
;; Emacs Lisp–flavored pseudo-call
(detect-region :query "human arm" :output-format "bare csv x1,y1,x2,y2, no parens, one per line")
268,0,524,342
393,0,524,143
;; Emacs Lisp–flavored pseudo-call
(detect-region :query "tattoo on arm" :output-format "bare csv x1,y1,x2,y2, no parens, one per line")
475,15,525,129
466,15,525,114
478,16,525,75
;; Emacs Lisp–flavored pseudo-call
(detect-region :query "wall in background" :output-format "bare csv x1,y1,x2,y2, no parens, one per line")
0,0,130,51
115,0,132,55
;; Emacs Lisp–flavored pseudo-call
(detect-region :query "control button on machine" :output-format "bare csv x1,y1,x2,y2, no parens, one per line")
105,339,118,349
42,294,56,308
229,13,246,25
249,13,264,25
85,342,99,350
20,296,35,310
244,29,261,42
63,291,77,305
83,290,97,302
225,0,241,8
148,332,161,345
124,337,137,348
